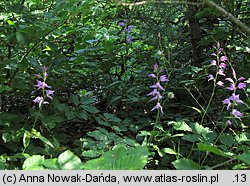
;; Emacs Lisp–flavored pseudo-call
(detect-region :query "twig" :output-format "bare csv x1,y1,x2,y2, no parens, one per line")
118,0,203,6
203,0,250,35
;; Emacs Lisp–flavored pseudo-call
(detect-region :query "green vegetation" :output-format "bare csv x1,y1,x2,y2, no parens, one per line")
0,0,250,170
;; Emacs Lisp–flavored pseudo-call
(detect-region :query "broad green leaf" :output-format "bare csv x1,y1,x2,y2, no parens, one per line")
237,151,250,165
182,134,200,142
80,97,95,104
83,158,111,170
220,134,235,147
76,111,88,120
197,143,232,158
57,150,83,170
84,145,148,170
172,158,201,170
168,121,192,131
81,105,99,114
43,159,60,170
103,113,121,123
22,155,45,170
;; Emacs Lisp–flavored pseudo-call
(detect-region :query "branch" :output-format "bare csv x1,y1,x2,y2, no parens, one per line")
203,0,250,35
118,0,203,6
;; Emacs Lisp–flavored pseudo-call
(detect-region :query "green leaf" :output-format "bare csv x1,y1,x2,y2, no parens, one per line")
80,97,95,104
220,134,235,147
57,150,83,170
43,159,60,170
235,133,249,143
65,110,75,120
182,134,200,142
161,148,177,155
197,143,232,158
23,131,31,149
71,94,80,105
81,105,99,114
168,121,192,131
103,113,121,123
31,129,54,148
0,86,12,93
76,111,88,120
237,151,250,165
83,145,148,170
172,158,201,170
22,155,45,170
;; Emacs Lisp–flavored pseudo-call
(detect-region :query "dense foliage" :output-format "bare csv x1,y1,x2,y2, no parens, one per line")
0,0,250,170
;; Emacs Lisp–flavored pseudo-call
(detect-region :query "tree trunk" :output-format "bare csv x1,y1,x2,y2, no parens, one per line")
187,0,203,67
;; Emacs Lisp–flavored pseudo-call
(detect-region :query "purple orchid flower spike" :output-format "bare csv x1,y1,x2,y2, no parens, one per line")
151,102,163,113
207,74,214,81
229,93,244,104
238,83,247,89
147,89,158,96
219,63,226,69
159,75,169,82
210,60,216,66
220,56,228,62
226,83,236,91
34,74,42,79
222,98,231,110
231,109,243,120
154,63,158,71
33,96,49,108
150,82,165,91
148,73,156,78
217,81,224,87
35,80,51,90
238,77,246,81
46,90,55,100
149,92,162,102
226,120,232,126
218,69,226,76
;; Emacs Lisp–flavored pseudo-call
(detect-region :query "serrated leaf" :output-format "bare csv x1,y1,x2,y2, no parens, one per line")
57,150,83,170
172,158,201,170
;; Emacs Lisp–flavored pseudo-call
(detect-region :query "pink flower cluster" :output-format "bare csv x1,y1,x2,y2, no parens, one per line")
208,42,247,124
33,66,54,108
147,64,169,113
